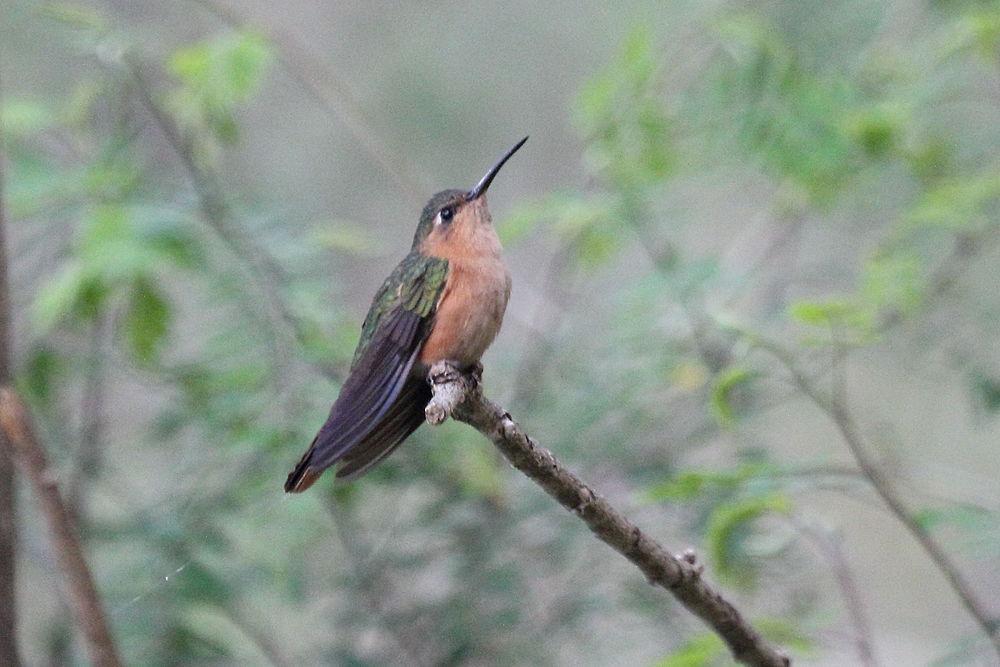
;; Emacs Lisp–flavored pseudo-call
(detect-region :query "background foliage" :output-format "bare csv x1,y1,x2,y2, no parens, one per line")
3,1,999,664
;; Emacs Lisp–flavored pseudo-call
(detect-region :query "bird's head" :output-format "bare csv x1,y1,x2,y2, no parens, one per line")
411,136,528,255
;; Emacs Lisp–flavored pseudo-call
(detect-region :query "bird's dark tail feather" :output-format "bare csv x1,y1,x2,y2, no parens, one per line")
284,375,430,492
284,444,322,493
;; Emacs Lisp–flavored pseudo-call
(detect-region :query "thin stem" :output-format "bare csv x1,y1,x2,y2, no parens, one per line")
790,515,878,667
67,313,109,525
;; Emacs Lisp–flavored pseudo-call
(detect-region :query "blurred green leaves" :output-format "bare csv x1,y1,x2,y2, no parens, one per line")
501,26,676,271
646,464,770,502
712,16,860,203
710,366,758,428
576,26,675,190
907,170,1000,232
125,277,170,364
648,463,794,589
168,30,273,151
34,204,200,364
1,99,56,137
706,493,791,588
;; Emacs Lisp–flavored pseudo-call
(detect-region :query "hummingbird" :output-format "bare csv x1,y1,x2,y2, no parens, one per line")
285,137,528,492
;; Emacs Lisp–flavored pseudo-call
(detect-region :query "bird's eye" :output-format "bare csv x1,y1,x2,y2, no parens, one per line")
439,206,454,223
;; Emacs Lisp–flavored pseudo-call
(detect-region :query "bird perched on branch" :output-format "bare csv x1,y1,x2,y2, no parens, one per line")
285,137,527,492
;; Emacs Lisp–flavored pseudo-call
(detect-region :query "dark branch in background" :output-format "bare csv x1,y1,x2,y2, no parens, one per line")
67,313,109,524
0,389,123,667
757,340,1000,659
188,0,428,206
0,67,22,667
424,361,790,667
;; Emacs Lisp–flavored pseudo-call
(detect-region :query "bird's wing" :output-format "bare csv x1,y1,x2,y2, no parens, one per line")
284,254,449,492
334,375,431,480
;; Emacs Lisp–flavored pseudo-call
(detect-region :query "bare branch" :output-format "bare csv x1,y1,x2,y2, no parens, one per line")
0,388,122,667
0,66,21,667
425,361,790,667
757,341,1000,659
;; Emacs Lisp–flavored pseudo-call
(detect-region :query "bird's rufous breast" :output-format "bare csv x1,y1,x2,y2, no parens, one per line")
418,197,511,366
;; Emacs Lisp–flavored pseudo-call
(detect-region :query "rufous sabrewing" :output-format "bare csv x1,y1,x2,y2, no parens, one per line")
285,137,527,492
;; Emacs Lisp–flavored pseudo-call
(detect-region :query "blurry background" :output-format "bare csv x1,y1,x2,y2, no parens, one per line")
2,0,999,664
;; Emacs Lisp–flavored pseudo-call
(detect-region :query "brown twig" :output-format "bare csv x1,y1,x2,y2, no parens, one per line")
424,361,789,667
0,67,21,667
0,388,123,667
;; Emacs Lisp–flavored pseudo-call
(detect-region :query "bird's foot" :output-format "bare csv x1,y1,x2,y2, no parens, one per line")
428,360,464,387
426,360,480,425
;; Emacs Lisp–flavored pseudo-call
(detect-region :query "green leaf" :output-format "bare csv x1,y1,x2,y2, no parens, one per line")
942,9,1000,60
907,170,1000,231
788,299,872,330
645,464,770,502
33,261,107,330
861,251,923,315
971,372,1000,413
706,494,791,588
20,345,64,407
1,100,55,137
33,262,86,331
914,505,993,532
710,15,860,204
711,366,758,428
124,278,171,364
574,25,675,189
844,105,905,158
169,30,273,144
653,633,725,667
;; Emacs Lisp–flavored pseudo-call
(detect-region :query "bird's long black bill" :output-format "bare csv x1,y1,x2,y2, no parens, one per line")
466,135,528,201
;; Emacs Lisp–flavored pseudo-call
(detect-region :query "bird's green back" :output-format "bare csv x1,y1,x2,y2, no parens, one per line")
351,252,450,368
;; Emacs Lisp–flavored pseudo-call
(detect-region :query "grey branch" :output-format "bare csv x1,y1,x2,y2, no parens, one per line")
757,338,1000,659
0,389,123,667
424,361,790,667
